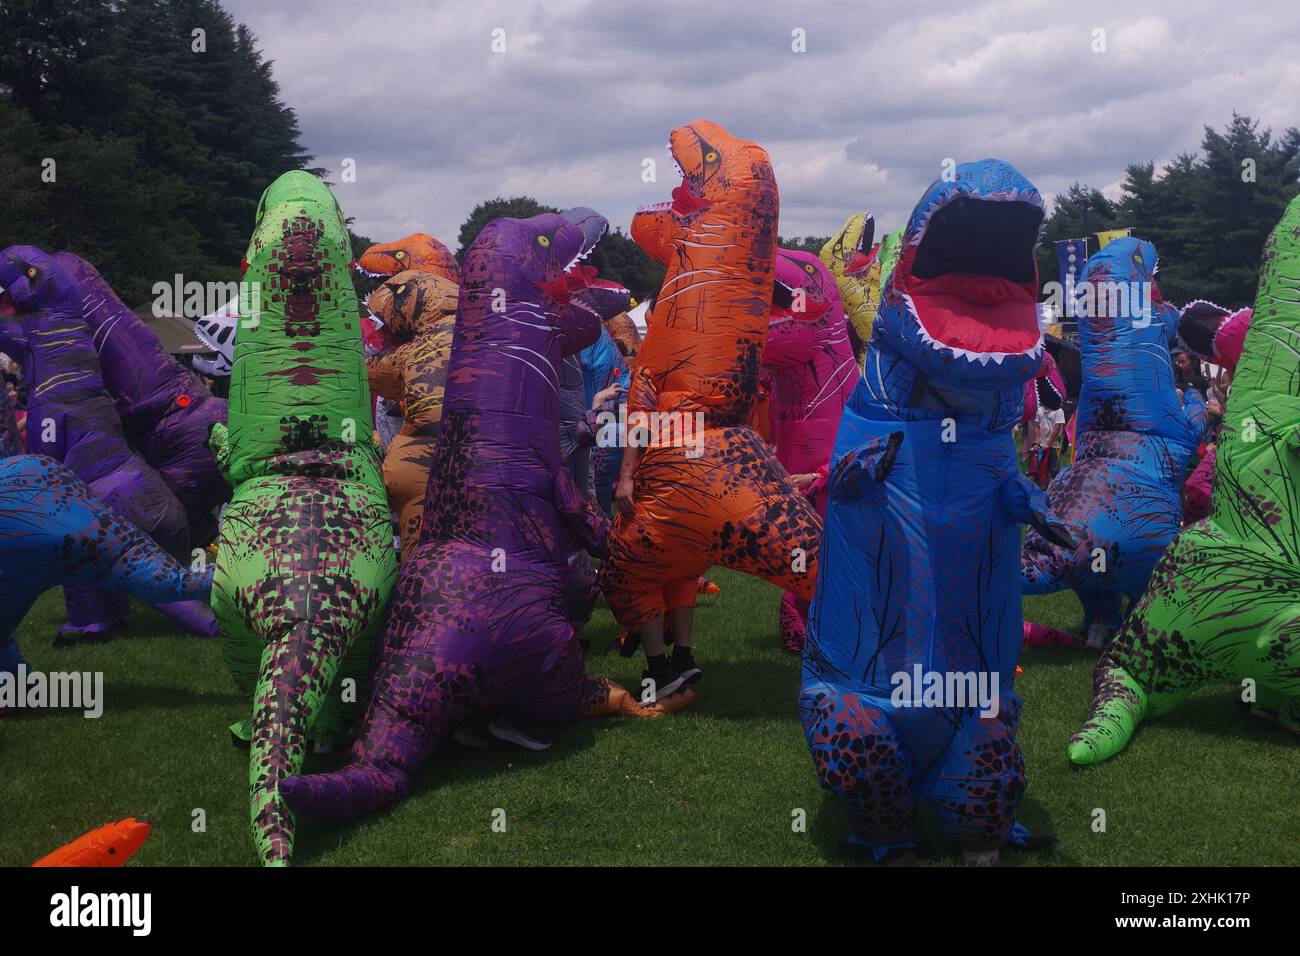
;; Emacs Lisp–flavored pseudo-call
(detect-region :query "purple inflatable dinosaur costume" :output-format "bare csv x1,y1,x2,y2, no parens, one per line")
0,246,215,640
56,253,230,545
281,214,674,826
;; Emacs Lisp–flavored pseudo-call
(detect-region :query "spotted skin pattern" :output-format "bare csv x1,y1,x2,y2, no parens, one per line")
598,120,823,626
803,160,1051,855
55,252,230,545
365,269,459,559
1021,239,1205,631
1070,195,1300,764
208,172,396,866
278,214,667,830
0,246,212,638
763,249,857,650
0,452,214,679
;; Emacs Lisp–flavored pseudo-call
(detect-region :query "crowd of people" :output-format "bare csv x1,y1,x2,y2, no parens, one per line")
2,119,1295,867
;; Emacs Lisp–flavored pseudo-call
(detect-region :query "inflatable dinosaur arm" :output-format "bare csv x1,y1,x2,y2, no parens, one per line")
630,207,674,266
999,471,1075,549
207,422,232,483
555,466,610,559
365,345,407,404
829,431,903,501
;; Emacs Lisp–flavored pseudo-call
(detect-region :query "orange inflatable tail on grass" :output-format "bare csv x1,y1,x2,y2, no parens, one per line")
32,818,151,867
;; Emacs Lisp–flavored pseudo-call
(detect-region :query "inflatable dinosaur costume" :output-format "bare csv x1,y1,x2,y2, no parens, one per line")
598,120,822,629
353,232,460,283
1021,239,1205,644
801,160,1068,861
280,213,670,828
820,212,878,359
208,171,396,865
0,382,212,679
1069,195,1300,764
0,246,214,639
763,248,857,652
365,269,459,558
56,252,230,544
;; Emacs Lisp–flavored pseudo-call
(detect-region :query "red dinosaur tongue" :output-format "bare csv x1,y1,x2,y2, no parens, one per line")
537,264,598,303
845,248,877,276
671,179,712,215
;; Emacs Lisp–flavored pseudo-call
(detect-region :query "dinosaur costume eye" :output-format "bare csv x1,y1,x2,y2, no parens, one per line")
704,150,718,163
26,268,37,279
395,284,407,295
537,235,551,248
394,251,406,260
804,263,816,274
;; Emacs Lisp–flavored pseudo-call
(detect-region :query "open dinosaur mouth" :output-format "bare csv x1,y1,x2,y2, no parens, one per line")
844,215,877,275
770,277,829,322
896,194,1043,364
1037,372,1064,410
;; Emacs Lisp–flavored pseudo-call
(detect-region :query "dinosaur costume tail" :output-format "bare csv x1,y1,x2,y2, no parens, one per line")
1067,656,1148,765
247,618,353,865
281,762,411,824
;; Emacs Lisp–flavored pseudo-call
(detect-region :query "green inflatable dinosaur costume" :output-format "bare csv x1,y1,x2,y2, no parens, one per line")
1069,194,1300,765
209,171,397,864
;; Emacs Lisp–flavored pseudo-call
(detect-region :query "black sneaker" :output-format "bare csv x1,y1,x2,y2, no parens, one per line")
640,659,687,703
671,648,702,685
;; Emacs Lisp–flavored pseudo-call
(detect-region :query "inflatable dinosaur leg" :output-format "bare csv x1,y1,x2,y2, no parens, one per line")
248,617,351,866
799,682,917,854
921,696,1025,851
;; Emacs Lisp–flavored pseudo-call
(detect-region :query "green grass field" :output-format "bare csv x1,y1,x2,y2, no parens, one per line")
3,571,1297,867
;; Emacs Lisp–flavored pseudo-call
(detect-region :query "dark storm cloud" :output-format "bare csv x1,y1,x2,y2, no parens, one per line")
221,0,1300,245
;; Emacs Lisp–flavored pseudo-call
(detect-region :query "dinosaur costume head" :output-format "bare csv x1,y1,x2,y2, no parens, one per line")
1022,350,1067,425
1179,299,1252,371
458,214,600,364
353,232,460,284
877,160,1045,391
0,245,77,312
217,170,374,484
367,269,459,338
820,212,878,349
763,249,843,368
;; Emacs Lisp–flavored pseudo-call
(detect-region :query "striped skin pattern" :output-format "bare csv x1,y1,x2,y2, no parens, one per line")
598,120,823,628
803,160,1055,857
1070,195,1300,764
209,171,396,866
1021,239,1206,633
763,249,858,651
278,214,666,831
55,252,230,545
0,246,212,639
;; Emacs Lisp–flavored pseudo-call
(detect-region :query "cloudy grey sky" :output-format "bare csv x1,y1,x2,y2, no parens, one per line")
222,0,1299,246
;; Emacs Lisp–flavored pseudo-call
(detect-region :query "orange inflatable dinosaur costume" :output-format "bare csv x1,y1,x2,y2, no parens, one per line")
353,232,461,283
598,120,822,626
365,270,459,558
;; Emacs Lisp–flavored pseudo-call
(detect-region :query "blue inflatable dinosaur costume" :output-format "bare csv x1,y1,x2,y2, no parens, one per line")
801,159,1069,863
1021,238,1205,646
